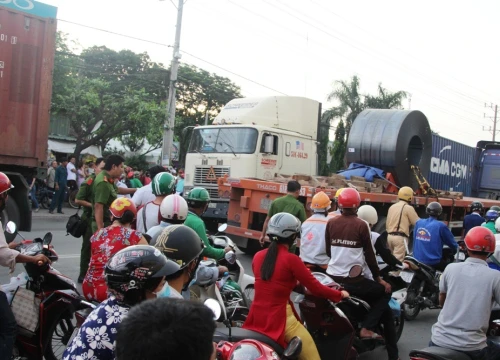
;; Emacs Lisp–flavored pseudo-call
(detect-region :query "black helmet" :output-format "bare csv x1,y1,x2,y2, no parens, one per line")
490,205,500,212
153,225,204,269
471,201,484,212
426,202,442,217
105,245,180,304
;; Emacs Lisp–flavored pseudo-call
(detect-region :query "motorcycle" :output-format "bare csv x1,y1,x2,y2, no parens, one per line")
401,249,455,321
409,337,500,360
297,268,404,359
5,222,95,360
204,299,302,360
34,180,53,210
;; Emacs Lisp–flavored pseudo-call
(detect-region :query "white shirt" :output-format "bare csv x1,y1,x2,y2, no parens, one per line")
66,162,76,181
0,220,20,290
300,213,330,265
363,229,380,280
116,181,131,199
132,184,155,207
136,202,161,233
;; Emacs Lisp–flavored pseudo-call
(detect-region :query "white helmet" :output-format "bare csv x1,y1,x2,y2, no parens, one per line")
495,217,500,232
357,205,378,226
160,194,188,222
267,213,301,239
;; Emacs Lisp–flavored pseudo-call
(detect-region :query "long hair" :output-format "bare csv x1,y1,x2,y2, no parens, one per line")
260,234,295,281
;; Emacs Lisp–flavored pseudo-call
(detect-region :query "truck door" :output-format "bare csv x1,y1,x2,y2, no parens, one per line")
257,132,280,180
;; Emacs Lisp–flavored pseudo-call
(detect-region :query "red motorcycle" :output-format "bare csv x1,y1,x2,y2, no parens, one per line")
6,222,95,360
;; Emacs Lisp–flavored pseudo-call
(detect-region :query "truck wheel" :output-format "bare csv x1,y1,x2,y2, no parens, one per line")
2,199,20,243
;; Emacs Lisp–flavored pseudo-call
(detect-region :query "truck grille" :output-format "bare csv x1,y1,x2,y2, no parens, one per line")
194,166,230,186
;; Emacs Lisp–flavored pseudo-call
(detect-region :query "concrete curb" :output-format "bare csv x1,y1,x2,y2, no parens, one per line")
32,211,68,219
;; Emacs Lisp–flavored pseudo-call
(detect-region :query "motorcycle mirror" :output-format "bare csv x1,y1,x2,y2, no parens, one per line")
283,336,302,359
217,223,228,232
204,298,222,321
42,232,53,246
348,265,363,278
5,221,17,234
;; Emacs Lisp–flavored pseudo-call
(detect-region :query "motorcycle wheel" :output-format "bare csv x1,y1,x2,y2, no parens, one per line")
395,308,405,342
68,190,79,209
244,285,254,307
40,195,50,210
403,302,421,321
44,311,77,360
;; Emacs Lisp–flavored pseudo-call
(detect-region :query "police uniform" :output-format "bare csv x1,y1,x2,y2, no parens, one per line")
91,170,118,233
76,174,96,279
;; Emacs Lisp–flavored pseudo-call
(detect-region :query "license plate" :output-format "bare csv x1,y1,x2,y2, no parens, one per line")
208,203,217,208
260,198,272,210
400,271,414,283
458,252,466,261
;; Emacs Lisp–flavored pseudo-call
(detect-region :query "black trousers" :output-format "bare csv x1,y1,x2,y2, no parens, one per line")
342,277,399,360
0,291,17,360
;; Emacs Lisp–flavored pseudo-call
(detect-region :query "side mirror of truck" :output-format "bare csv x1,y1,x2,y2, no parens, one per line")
264,135,274,154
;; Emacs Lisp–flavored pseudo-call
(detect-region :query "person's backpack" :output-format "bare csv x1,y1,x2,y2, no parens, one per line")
66,209,87,238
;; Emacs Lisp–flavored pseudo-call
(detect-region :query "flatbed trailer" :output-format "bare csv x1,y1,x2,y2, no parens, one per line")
218,177,500,254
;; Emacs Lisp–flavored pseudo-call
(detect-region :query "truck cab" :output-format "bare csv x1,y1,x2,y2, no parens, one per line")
184,96,321,226
472,140,500,200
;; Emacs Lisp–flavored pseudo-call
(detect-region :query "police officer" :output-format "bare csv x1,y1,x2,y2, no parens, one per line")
386,186,420,262
413,202,458,271
75,157,104,283
92,154,124,232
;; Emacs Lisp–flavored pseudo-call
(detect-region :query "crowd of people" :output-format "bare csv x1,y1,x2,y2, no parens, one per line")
2,164,500,359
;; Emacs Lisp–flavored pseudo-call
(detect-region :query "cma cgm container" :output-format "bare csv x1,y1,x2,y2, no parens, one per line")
0,1,57,239
427,134,475,196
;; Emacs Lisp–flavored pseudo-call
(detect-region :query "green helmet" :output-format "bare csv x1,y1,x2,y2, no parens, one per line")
491,205,500,212
187,187,210,204
152,172,176,196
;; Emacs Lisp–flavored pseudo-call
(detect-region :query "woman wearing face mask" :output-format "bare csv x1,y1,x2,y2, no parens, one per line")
153,225,207,298
63,245,180,360
83,198,149,302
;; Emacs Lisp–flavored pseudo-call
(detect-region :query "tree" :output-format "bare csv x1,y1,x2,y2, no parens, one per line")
330,119,346,172
321,76,407,172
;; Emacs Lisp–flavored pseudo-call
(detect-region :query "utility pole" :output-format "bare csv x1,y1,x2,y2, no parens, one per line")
483,103,499,141
162,0,184,167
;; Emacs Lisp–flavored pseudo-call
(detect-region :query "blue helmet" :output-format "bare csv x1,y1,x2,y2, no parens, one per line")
485,210,499,222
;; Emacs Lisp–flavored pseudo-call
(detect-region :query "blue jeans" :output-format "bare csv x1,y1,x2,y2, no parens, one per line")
430,340,500,360
29,185,39,209
0,291,17,360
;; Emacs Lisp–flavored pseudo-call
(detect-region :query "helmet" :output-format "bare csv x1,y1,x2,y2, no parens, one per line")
311,191,331,212
152,172,176,196
335,188,345,199
496,217,500,232
153,225,204,269
485,210,499,221
398,186,414,202
470,201,484,212
187,187,210,206
426,202,443,217
267,213,301,239
109,198,137,219
464,227,496,254
105,245,180,302
0,172,13,195
160,194,188,222
338,188,361,209
357,205,378,226
491,206,500,212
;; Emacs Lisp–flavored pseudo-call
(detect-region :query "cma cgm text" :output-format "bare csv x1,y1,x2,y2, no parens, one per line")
430,158,467,178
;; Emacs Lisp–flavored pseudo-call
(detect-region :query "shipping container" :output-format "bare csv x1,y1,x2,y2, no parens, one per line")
427,134,475,196
0,1,57,237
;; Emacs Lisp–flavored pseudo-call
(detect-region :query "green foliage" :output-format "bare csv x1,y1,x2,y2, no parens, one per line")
51,33,241,164
321,76,407,172
124,154,149,171
102,146,125,158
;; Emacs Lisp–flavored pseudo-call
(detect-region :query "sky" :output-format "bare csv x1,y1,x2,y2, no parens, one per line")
37,0,500,147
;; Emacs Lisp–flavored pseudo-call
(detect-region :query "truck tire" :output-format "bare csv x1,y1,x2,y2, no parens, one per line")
3,198,20,243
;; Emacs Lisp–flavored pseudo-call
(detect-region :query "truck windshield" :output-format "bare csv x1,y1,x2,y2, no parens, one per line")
188,127,258,154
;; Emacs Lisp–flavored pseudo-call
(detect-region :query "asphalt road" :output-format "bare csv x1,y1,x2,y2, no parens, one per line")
1,213,439,359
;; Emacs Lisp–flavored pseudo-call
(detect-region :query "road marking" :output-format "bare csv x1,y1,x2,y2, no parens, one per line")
57,254,81,259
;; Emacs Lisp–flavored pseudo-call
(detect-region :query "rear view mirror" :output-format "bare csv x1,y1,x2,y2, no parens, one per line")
283,336,302,359
42,232,53,246
218,223,228,232
263,135,274,154
5,221,16,234
204,298,222,321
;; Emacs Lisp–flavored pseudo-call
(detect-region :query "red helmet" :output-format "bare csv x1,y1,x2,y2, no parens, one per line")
464,226,496,253
0,172,14,195
109,198,137,219
338,188,361,209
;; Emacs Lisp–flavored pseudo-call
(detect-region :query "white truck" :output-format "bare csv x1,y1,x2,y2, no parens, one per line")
184,96,321,226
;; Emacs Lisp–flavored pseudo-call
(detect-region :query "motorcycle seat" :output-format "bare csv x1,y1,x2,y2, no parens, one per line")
409,347,472,360
405,256,436,274
213,327,284,354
